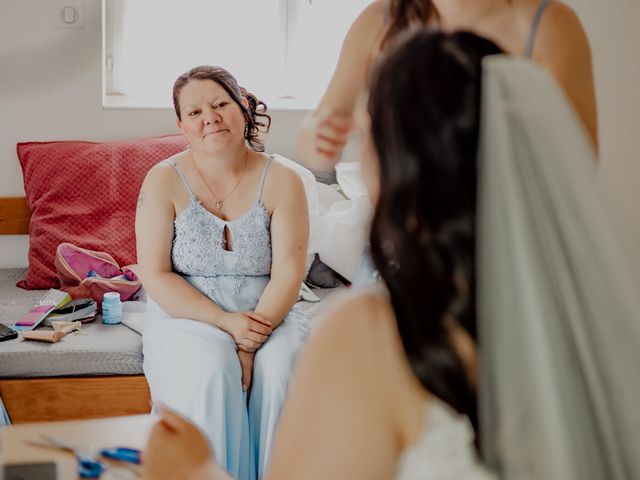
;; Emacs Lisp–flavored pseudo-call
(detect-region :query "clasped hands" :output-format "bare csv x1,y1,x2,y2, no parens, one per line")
221,311,272,353
220,311,272,392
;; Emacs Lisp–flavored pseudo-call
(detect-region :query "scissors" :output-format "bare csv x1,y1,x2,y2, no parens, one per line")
26,434,106,478
99,446,141,464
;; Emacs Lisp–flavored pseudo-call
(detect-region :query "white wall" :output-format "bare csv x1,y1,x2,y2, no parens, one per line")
0,0,306,267
1,0,639,267
564,0,640,241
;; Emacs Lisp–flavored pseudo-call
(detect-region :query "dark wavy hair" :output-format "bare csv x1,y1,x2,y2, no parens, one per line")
172,65,271,152
368,30,503,431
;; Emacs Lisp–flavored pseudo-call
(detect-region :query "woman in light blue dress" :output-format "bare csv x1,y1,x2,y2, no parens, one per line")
136,65,310,480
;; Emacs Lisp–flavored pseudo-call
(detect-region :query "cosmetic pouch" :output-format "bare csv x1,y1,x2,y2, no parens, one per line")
54,242,141,311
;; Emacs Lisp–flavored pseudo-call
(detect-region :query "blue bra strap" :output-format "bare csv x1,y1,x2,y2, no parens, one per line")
164,158,197,200
256,155,274,203
525,0,551,58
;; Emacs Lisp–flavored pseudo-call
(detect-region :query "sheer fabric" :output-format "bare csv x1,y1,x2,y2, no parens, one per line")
477,56,640,479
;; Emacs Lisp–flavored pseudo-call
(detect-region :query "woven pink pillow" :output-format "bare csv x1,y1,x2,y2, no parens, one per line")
17,135,187,289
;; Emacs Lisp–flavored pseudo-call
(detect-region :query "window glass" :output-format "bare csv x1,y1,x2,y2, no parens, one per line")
104,0,369,108
284,0,371,102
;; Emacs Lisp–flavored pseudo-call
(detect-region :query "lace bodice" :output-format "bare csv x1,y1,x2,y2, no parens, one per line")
395,398,495,480
167,156,273,282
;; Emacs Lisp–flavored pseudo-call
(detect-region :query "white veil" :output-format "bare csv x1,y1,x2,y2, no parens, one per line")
477,56,640,479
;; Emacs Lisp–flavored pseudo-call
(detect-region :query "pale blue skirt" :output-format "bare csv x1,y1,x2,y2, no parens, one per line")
143,274,309,480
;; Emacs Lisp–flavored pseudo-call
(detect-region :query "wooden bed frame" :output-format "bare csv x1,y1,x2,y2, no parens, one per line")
0,197,151,423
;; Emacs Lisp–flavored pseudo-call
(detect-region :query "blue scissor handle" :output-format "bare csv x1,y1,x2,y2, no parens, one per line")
100,447,142,465
77,453,106,478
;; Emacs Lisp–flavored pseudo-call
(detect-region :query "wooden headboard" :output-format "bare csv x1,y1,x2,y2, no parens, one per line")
0,197,30,234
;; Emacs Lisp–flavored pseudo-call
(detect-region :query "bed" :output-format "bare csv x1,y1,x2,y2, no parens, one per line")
0,136,362,424
0,196,345,424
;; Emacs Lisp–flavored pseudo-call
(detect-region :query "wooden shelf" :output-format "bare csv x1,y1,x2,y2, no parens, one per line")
0,375,151,423
0,197,30,235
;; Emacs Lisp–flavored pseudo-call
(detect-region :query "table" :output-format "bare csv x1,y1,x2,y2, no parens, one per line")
1,414,156,479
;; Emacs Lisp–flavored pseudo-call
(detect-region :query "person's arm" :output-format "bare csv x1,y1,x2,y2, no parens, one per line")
143,405,233,480
252,163,309,329
535,1,598,150
297,1,386,170
135,163,272,353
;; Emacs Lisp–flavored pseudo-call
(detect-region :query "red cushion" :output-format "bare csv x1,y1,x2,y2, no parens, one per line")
17,135,187,289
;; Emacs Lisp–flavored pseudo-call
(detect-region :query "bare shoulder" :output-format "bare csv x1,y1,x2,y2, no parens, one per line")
307,291,399,371
267,156,304,184
508,1,586,40
514,0,579,21
534,1,591,52
351,0,387,35
137,152,189,214
529,1,594,90
542,1,583,25
141,151,185,190
263,156,306,200
285,290,403,420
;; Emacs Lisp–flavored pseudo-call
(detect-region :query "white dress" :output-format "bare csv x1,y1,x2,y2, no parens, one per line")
395,398,495,480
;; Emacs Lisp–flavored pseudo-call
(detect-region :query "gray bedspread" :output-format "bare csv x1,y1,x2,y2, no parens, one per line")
0,269,345,378
0,268,144,377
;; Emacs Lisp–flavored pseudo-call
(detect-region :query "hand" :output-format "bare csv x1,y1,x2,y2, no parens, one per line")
220,311,272,353
238,350,255,393
143,405,222,480
302,107,353,167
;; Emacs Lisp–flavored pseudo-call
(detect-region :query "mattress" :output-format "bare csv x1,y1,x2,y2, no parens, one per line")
0,268,144,377
0,268,345,378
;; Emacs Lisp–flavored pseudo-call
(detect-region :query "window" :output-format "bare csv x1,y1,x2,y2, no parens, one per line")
102,0,371,110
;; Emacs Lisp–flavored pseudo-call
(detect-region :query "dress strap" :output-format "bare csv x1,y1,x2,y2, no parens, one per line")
256,155,274,203
164,158,196,200
525,0,551,58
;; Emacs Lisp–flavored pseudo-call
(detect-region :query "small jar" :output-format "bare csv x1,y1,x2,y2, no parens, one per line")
102,292,122,325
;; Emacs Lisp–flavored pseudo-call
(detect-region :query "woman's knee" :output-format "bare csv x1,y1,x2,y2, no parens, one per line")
144,326,240,381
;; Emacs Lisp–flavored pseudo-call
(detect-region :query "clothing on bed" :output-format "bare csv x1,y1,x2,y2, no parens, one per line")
143,155,309,480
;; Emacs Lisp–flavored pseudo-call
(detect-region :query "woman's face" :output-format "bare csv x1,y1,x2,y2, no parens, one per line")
355,94,381,205
177,79,247,155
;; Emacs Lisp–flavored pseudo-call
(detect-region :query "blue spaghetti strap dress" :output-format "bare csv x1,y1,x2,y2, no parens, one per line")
143,155,309,480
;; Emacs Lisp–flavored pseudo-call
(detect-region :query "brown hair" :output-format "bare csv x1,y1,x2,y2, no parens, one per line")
380,0,513,50
380,0,435,50
172,65,271,152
